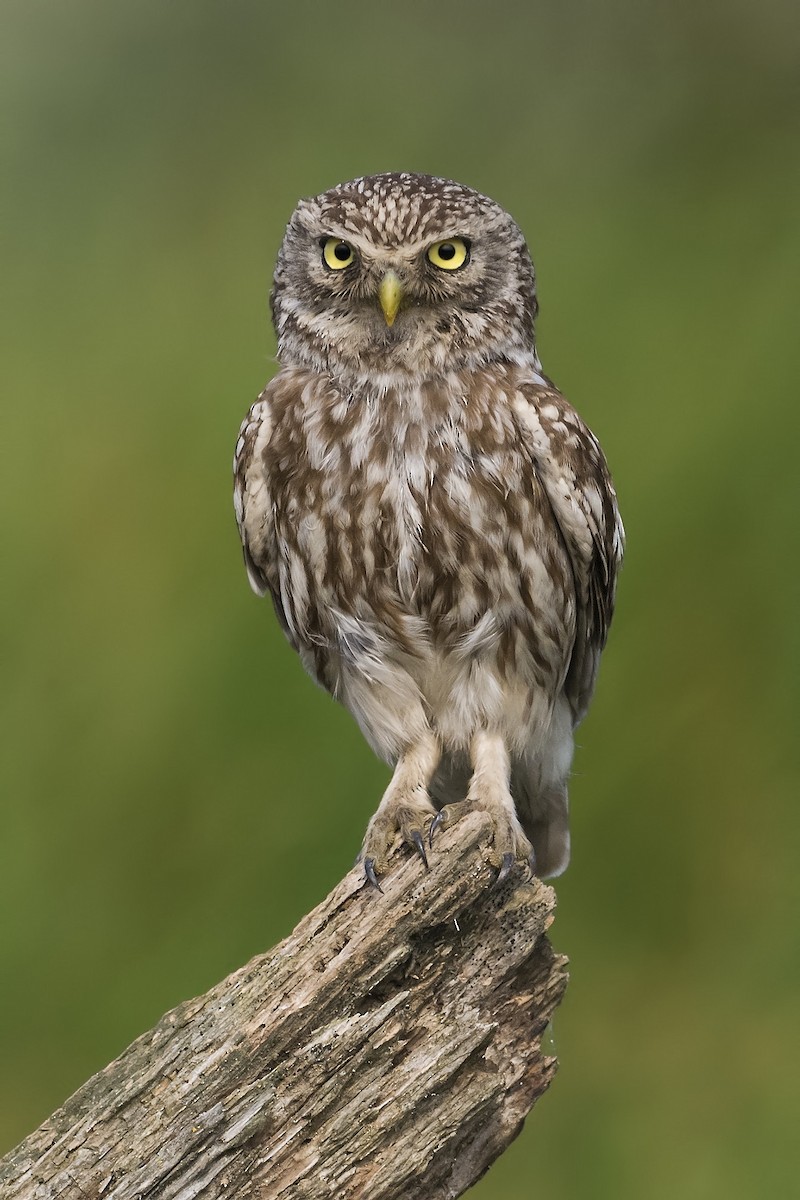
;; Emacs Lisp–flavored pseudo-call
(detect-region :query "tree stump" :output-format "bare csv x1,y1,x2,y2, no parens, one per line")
0,811,568,1199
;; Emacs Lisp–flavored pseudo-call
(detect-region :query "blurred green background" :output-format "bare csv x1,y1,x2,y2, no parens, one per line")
1,1,798,1195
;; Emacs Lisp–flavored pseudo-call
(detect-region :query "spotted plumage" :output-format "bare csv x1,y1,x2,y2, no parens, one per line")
234,173,623,883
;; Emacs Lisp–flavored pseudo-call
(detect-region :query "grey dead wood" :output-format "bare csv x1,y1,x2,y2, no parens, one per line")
0,811,568,1200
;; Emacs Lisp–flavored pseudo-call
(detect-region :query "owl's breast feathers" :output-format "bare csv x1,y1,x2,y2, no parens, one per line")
234,362,623,725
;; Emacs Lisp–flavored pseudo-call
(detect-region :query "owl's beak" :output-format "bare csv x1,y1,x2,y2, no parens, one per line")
378,270,403,327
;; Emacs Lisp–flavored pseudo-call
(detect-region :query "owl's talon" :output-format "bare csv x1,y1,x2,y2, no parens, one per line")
428,809,446,848
493,852,515,889
363,857,384,894
528,846,538,878
411,829,429,868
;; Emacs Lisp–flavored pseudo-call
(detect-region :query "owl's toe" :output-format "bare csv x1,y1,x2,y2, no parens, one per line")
485,827,534,881
427,799,472,846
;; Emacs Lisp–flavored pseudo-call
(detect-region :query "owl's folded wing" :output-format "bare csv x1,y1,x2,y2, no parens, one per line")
233,386,296,644
514,382,625,725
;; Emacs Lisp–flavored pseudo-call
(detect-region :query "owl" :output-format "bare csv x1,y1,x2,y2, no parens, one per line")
234,173,623,888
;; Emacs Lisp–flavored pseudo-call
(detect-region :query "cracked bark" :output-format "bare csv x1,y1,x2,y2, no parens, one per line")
0,811,569,1200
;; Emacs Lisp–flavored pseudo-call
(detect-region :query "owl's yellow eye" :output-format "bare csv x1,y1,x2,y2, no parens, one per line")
322,237,355,270
427,237,470,270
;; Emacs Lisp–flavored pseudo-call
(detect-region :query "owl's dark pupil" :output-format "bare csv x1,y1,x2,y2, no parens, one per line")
438,243,456,260
334,242,351,261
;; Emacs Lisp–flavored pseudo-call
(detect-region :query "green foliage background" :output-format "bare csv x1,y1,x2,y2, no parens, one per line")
2,2,798,1194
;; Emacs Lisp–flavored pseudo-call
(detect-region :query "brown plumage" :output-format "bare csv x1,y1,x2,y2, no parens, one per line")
234,173,624,884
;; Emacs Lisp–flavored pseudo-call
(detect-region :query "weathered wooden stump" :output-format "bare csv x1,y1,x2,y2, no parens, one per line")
0,811,568,1199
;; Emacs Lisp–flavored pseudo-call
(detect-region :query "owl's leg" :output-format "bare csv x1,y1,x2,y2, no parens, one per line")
431,730,533,883
360,729,440,889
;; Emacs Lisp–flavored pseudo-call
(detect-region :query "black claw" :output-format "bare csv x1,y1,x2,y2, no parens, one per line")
528,847,538,878
363,857,384,894
493,852,515,889
411,829,429,868
429,809,446,848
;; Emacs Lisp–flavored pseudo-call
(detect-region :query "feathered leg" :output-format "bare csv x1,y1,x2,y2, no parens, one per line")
360,729,440,888
430,730,533,880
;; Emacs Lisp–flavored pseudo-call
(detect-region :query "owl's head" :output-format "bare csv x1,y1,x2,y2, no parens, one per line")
271,173,539,381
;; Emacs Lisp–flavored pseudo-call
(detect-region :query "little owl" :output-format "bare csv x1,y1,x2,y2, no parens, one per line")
234,173,623,888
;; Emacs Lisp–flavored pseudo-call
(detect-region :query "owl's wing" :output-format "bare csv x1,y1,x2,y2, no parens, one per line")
514,381,625,724
233,384,295,643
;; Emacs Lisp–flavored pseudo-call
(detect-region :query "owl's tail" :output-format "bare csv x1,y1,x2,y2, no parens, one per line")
512,772,571,879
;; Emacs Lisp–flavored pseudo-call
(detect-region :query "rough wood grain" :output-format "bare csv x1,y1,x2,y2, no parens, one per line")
0,812,568,1200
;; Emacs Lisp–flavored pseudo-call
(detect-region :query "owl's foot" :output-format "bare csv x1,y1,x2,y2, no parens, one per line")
360,790,435,890
359,732,440,891
429,800,534,884
429,731,535,885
